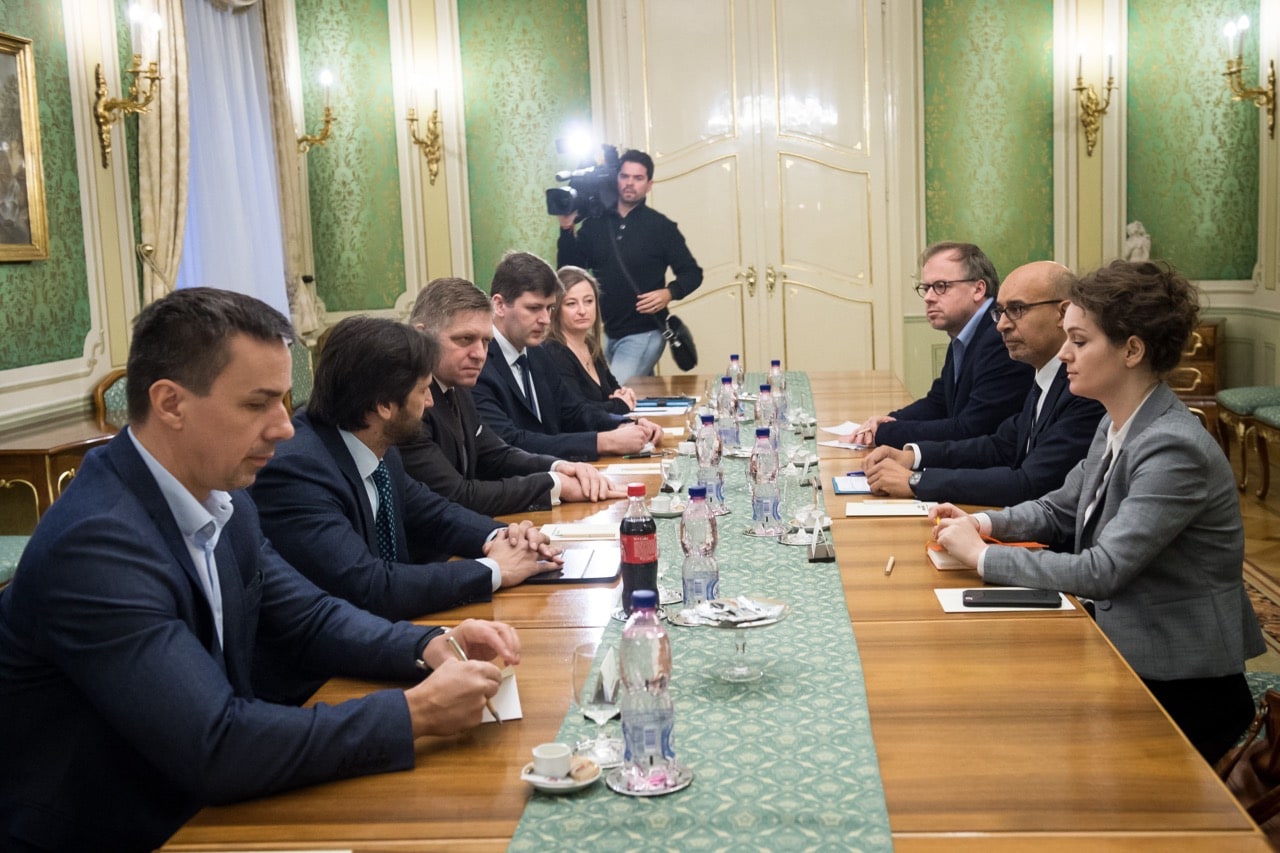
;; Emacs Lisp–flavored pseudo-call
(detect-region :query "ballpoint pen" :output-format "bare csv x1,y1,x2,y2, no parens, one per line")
884,556,895,576
623,452,658,459
445,634,502,724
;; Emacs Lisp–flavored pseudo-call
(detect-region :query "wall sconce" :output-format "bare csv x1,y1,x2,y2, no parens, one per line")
1073,49,1115,158
1223,16,1276,139
406,90,443,185
93,5,162,169
297,69,336,154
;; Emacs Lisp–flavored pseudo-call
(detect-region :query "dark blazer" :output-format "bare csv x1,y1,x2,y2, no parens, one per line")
985,383,1265,680
543,339,631,415
910,363,1105,510
472,340,626,461
875,310,1033,448
250,410,499,620
400,380,561,516
0,432,435,851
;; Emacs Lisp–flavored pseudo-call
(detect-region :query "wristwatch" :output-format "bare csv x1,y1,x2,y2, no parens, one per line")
908,471,923,495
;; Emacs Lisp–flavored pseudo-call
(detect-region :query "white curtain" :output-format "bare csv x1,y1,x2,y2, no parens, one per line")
175,0,289,317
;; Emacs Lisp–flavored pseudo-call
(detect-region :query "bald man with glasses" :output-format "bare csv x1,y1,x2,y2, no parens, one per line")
846,242,1034,448
860,261,1105,519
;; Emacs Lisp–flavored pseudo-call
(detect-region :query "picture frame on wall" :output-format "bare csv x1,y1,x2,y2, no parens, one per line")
0,32,48,262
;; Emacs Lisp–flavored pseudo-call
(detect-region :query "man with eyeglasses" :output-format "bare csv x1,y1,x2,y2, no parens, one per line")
860,261,1104,519
846,242,1034,448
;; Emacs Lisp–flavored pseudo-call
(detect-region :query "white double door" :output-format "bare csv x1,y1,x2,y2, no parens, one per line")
596,0,914,375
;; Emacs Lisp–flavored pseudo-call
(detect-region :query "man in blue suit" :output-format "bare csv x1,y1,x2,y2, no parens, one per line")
862,261,1105,516
0,289,519,851
252,317,557,622
847,242,1034,448
472,251,664,461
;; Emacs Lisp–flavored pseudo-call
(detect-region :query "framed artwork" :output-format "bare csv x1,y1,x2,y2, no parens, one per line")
0,32,48,262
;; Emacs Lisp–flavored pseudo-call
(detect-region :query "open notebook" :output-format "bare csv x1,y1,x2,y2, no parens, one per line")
524,545,621,584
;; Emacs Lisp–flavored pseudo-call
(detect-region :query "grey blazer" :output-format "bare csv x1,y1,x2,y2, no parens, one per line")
983,383,1263,681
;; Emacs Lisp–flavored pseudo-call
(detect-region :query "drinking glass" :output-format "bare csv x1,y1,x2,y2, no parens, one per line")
660,451,685,495
570,642,624,768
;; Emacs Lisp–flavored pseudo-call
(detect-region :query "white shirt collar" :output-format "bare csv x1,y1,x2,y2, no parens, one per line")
492,325,524,366
126,427,233,541
338,428,381,480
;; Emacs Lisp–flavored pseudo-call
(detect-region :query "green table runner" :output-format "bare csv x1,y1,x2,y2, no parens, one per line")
510,373,892,852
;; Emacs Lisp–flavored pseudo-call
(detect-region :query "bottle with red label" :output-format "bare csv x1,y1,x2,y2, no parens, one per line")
619,482,659,615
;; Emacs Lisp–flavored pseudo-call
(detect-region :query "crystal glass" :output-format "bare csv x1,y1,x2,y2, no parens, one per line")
660,451,685,495
571,642,624,768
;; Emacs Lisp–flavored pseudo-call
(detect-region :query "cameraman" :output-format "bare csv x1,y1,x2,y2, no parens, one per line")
555,149,702,383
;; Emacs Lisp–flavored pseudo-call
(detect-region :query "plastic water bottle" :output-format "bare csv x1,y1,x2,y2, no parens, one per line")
695,413,728,516
679,485,719,604
748,426,782,531
769,359,789,424
620,589,677,792
619,483,658,616
755,385,778,452
726,353,744,394
715,377,740,451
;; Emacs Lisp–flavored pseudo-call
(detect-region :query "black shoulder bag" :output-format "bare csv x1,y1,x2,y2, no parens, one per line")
606,220,698,371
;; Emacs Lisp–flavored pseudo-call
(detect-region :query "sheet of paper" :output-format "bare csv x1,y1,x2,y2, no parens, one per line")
604,463,663,475
483,668,523,723
933,588,1073,613
832,475,872,494
663,426,686,437
844,500,935,517
539,522,620,541
821,420,861,436
631,406,690,416
819,439,871,451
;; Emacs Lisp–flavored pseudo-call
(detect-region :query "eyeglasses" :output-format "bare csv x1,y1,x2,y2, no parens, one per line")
988,299,1062,323
913,279,977,298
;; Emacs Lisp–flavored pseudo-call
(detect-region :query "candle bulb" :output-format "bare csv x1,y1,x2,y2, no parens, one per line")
319,69,333,110
1106,51,1113,80
1076,51,1083,80
1237,15,1249,60
128,3,145,62
149,12,163,70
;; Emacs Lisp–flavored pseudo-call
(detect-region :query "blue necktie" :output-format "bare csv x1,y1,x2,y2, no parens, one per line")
372,460,397,563
515,353,540,420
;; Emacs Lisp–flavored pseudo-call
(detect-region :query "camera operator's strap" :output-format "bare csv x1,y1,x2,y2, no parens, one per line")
607,218,670,337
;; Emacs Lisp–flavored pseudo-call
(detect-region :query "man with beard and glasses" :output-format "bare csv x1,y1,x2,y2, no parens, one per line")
252,317,559,624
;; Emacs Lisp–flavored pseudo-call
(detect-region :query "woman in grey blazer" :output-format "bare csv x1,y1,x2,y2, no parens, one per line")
932,260,1264,763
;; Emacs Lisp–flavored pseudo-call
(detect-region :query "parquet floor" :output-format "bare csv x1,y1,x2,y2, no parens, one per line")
1236,438,1280,673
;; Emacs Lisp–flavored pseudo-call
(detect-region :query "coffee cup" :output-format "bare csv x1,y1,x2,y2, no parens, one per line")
532,742,572,778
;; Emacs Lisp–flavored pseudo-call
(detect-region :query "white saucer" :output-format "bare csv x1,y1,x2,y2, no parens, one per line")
791,514,832,531
649,502,686,518
521,758,601,794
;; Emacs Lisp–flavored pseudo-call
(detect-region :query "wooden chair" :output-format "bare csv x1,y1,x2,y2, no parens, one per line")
286,340,314,413
1251,405,1280,500
0,535,28,587
1217,387,1280,494
92,368,129,433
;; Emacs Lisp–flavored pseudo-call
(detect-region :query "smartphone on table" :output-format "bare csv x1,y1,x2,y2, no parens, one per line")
961,588,1062,608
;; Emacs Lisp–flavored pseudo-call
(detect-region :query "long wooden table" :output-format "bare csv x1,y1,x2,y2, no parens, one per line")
166,371,1267,851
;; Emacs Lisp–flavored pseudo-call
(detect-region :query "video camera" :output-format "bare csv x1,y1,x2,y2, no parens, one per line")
545,143,619,220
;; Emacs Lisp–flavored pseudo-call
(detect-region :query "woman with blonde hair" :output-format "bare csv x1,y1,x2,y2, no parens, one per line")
546,266,637,414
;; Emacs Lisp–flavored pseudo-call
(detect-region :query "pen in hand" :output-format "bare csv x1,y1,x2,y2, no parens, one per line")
445,634,503,725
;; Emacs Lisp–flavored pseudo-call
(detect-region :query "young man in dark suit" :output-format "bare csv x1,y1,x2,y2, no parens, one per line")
471,251,664,461
251,317,558,621
402,276,626,516
847,242,1034,448
0,288,519,851
861,261,1105,513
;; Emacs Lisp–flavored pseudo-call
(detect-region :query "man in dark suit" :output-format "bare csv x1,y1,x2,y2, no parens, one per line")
471,251,664,461
252,317,557,622
0,289,519,851
862,261,1105,512
402,276,626,515
848,242,1034,448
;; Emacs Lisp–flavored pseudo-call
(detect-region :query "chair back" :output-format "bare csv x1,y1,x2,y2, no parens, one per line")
288,340,314,412
92,369,129,433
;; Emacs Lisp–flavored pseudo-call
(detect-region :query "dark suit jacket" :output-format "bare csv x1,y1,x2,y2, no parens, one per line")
910,363,1105,510
542,339,631,415
251,410,499,620
472,340,625,461
400,380,560,516
875,310,1033,448
0,432,435,852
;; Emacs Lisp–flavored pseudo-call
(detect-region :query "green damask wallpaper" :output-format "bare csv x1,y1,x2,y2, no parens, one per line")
458,0,590,286
922,0,1054,281
1128,0,1258,280
0,0,89,371
295,0,406,311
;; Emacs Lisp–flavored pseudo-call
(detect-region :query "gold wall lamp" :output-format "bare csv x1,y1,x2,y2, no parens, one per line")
93,6,162,169
298,69,336,153
1223,16,1276,139
406,89,443,185
1073,49,1115,158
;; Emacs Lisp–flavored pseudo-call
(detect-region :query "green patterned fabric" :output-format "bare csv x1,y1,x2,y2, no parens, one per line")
289,341,314,411
0,536,29,586
1217,386,1280,415
510,374,892,852
1253,406,1280,431
101,374,128,430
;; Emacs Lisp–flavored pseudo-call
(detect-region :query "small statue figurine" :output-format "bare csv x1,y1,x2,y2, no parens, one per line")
1124,221,1151,263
